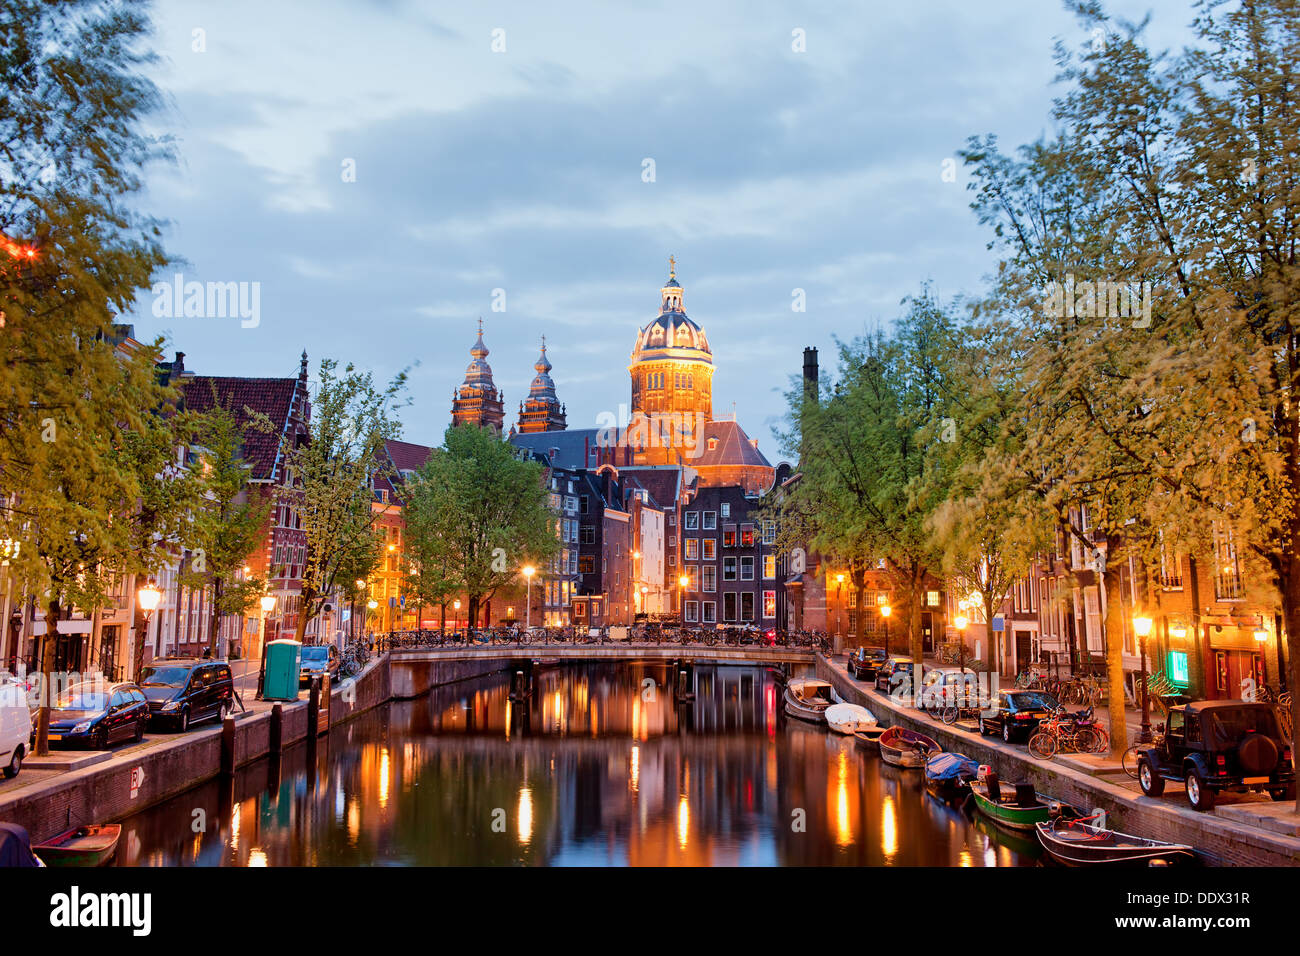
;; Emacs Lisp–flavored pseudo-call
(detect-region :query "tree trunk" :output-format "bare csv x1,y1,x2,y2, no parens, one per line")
35,597,60,757
1100,564,1129,759
984,592,999,682
468,595,480,636
1278,553,1300,814
440,602,446,634
295,585,313,643
908,565,924,668
208,576,223,658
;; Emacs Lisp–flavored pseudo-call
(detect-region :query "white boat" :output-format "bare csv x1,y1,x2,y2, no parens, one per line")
783,678,835,722
825,702,877,734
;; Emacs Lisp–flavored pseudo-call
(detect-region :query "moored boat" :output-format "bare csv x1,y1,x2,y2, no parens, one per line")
33,824,121,867
1035,817,1195,867
878,726,942,769
853,725,888,751
924,752,980,802
783,678,834,723
969,773,1077,832
825,703,876,735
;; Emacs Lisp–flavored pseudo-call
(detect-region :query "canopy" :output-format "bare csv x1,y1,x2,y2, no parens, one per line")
925,752,979,782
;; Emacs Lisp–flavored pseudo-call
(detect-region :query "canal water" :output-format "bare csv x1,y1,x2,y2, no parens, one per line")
113,662,1039,866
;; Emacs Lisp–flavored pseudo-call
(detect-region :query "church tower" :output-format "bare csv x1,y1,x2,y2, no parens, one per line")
515,337,567,433
628,258,714,420
451,320,505,433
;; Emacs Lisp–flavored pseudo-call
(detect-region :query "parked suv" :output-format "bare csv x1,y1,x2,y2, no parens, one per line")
847,646,888,681
139,659,234,732
1137,700,1295,811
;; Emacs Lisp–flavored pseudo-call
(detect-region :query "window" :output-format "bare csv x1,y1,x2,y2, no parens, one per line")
723,557,738,581
580,525,596,544
1159,535,1183,590
684,565,699,589
925,590,940,608
741,592,755,621
579,555,594,574
721,502,730,518
763,590,777,619
668,552,675,566
684,512,699,531
702,566,716,592
667,512,675,527
702,602,716,623
762,519,775,545
579,495,589,514
1213,524,1244,600
723,525,737,548
702,511,716,530
740,523,754,547
685,538,699,560
740,556,754,581
685,600,699,622
723,592,738,622
763,555,776,579
702,539,716,560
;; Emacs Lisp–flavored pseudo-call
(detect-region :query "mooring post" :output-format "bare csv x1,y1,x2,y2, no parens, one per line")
270,703,283,756
220,715,236,775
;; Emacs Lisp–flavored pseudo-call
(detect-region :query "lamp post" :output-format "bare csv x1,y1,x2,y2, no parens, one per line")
522,565,535,631
835,573,845,645
881,603,892,656
258,594,277,660
135,578,163,677
1253,625,1269,696
1134,615,1154,742
353,580,365,643
678,574,689,621
954,613,969,677
453,599,461,633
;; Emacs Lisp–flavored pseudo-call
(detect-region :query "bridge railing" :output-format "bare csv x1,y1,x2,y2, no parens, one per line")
366,626,829,652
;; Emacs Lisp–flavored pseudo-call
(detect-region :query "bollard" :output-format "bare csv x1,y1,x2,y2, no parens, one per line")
220,716,236,775
308,676,320,736
270,703,283,756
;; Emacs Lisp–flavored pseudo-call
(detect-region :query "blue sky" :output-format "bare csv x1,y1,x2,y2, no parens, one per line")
126,0,1197,461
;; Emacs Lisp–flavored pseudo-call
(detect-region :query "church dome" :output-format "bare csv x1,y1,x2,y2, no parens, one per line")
630,260,712,364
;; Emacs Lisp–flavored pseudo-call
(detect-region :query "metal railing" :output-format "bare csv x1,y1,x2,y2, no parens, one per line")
367,626,829,652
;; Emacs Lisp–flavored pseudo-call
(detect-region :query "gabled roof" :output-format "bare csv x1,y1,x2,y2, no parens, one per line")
384,438,433,474
508,428,605,469
693,420,772,468
181,376,299,480
617,466,688,511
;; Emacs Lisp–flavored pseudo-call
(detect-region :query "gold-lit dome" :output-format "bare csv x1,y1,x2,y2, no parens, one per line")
628,258,713,423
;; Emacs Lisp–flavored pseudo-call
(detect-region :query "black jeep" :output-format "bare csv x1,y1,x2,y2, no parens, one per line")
1137,700,1295,811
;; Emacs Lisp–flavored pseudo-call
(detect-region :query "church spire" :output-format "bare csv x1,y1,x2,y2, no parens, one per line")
516,335,567,434
451,318,505,433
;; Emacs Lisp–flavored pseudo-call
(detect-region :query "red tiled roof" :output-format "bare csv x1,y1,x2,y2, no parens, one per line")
693,420,772,468
182,376,299,480
385,439,433,473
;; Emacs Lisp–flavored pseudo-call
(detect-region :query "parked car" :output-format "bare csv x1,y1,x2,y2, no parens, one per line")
917,667,983,714
978,689,1061,742
299,645,340,687
874,657,914,698
138,659,234,732
46,681,149,749
0,678,33,777
1137,700,1296,811
847,646,888,681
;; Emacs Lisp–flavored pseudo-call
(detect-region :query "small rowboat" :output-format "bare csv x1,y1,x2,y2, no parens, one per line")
924,752,980,802
969,774,1077,832
853,726,888,751
33,824,121,867
825,703,876,735
878,727,941,769
783,678,834,723
1035,817,1195,867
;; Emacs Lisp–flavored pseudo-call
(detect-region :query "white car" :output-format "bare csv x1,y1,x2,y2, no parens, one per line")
0,678,33,778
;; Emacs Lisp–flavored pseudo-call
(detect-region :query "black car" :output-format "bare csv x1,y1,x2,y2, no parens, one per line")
1137,700,1296,811
46,681,149,749
138,659,235,732
978,689,1061,743
874,657,914,698
847,646,888,681
299,645,340,687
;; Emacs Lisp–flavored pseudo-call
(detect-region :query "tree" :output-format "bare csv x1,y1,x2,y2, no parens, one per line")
284,359,407,644
178,392,274,658
401,469,462,633
0,0,176,754
408,424,559,631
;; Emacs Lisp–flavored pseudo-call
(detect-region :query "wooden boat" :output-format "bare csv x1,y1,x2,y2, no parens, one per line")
783,678,834,723
924,752,980,802
33,824,121,867
969,774,1077,832
825,702,876,734
1035,817,1195,867
853,725,888,751
878,726,942,769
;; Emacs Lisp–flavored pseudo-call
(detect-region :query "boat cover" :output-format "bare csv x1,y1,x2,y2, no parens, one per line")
925,752,979,781
0,822,42,868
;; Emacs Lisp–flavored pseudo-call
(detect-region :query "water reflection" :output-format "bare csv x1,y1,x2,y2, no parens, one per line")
114,662,1034,867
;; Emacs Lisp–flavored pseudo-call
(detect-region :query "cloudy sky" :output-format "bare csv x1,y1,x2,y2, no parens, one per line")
126,0,1196,461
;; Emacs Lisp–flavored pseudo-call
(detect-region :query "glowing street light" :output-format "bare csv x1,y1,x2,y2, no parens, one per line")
1134,614,1155,742
880,603,892,655
522,565,535,630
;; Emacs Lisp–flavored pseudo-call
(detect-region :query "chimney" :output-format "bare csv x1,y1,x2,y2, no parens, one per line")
802,347,818,403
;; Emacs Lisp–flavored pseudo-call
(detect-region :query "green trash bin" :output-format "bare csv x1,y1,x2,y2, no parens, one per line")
263,640,302,701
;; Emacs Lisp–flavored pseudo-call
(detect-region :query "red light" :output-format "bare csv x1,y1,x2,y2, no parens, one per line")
1216,754,1226,766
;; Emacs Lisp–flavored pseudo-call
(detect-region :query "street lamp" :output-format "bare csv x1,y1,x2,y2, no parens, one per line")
522,565,535,631
880,604,892,656
258,593,277,659
678,574,689,619
136,578,163,670
1133,615,1154,742
835,573,845,645
1254,626,1270,696
453,598,462,633
954,614,969,679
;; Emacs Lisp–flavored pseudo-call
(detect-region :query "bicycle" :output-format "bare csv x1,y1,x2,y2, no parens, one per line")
1122,729,1165,778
